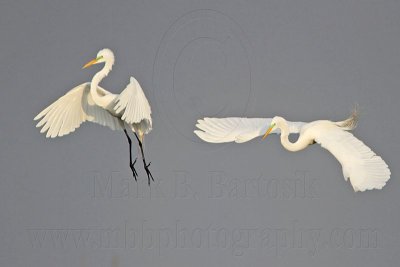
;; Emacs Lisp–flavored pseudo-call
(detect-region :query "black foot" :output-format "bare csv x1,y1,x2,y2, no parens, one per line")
129,158,138,181
144,161,154,186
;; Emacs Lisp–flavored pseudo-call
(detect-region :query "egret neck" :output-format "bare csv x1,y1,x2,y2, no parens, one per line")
275,117,310,152
90,58,114,108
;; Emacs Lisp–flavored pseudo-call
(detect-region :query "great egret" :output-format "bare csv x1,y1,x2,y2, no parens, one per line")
34,48,154,185
194,110,391,192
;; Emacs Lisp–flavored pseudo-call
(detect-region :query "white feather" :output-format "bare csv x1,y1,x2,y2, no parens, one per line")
315,127,390,192
194,117,305,143
34,83,123,138
114,77,152,134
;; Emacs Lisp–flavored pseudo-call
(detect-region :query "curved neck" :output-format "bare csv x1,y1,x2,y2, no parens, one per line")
90,61,113,107
278,121,310,152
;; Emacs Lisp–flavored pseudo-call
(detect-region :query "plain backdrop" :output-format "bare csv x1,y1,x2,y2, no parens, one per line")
0,0,399,266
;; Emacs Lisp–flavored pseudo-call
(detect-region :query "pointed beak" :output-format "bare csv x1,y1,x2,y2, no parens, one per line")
262,123,276,140
82,58,99,69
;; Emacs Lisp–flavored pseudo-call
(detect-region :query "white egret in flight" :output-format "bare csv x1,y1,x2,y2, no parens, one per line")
195,109,390,192
34,48,154,185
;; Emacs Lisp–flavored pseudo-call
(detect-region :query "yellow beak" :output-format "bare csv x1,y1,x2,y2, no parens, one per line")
262,123,276,140
82,58,99,69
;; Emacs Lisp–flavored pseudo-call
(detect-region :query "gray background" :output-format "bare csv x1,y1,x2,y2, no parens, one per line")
0,0,399,266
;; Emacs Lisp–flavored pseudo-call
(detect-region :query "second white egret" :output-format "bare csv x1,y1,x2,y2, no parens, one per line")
195,109,390,192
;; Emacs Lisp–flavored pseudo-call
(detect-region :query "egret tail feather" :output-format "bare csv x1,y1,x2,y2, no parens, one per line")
336,104,359,130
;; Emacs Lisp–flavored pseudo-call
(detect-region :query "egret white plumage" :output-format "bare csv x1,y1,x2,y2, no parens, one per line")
34,48,154,185
195,109,390,192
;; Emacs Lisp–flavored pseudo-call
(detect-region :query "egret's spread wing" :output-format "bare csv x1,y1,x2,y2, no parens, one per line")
194,117,305,143
34,83,123,138
114,77,152,132
315,128,390,192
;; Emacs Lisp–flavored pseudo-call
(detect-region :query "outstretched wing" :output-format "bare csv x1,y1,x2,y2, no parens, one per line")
114,77,152,132
194,117,305,143
315,127,390,192
34,83,123,138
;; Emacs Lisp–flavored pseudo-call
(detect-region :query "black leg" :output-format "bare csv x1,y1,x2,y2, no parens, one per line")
124,129,138,181
134,133,154,186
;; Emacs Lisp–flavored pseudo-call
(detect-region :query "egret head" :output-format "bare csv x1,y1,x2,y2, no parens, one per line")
262,116,285,140
83,48,115,69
